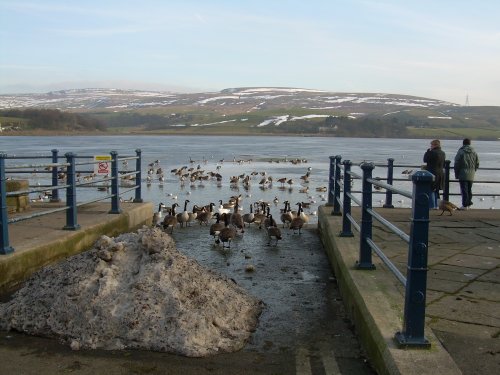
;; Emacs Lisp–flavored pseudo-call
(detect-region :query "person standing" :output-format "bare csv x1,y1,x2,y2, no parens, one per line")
423,139,446,208
454,138,480,210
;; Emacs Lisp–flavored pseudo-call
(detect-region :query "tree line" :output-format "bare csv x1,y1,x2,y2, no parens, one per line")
0,109,106,131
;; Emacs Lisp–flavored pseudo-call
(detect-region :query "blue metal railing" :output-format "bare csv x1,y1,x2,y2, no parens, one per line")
327,155,498,348
0,149,143,255
327,155,433,348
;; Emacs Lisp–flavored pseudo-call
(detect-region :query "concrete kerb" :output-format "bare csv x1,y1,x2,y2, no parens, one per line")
0,202,153,293
318,206,462,375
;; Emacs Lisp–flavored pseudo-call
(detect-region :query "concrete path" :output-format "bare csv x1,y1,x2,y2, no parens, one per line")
319,206,499,375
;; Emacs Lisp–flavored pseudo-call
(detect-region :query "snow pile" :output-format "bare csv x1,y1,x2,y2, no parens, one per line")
0,227,262,357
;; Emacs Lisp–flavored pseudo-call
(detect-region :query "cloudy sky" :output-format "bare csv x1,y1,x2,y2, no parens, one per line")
1,0,499,105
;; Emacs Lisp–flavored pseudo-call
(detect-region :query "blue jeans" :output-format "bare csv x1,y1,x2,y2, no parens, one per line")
459,180,473,207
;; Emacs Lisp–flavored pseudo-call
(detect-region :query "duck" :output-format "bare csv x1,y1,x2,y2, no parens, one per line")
162,203,179,233
219,213,237,249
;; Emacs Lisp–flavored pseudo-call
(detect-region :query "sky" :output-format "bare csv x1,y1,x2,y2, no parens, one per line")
1,0,499,106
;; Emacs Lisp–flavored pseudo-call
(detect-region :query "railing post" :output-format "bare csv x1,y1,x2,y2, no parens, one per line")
331,155,342,216
383,158,395,208
0,153,14,254
443,160,451,201
394,170,433,348
50,149,61,202
109,151,122,214
340,160,354,237
328,156,335,206
357,162,376,270
63,152,80,230
133,149,143,203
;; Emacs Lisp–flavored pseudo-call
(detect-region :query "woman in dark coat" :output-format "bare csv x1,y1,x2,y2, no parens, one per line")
423,139,446,208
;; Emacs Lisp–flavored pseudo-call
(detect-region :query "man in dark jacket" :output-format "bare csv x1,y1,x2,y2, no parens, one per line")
424,139,445,208
454,138,480,210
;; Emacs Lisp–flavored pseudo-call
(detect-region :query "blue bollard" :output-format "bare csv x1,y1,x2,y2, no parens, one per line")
328,156,335,206
443,160,451,202
109,151,122,214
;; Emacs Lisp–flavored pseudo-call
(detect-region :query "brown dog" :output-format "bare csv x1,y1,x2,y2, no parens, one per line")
438,200,458,216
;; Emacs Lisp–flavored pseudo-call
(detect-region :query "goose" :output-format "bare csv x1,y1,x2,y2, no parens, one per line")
277,177,287,187
280,201,293,228
162,203,179,233
230,202,245,233
297,202,310,223
242,204,255,227
152,202,166,227
187,204,199,226
218,200,231,215
210,213,225,244
176,199,190,227
219,213,237,249
265,215,282,246
196,203,214,225
252,203,267,229
264,211,277,229
273,196,279,205
290,204,305,234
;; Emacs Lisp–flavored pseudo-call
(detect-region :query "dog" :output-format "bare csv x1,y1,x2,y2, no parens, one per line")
438,200,458,216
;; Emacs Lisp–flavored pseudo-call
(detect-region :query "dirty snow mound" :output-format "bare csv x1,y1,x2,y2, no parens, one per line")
0,227,262,357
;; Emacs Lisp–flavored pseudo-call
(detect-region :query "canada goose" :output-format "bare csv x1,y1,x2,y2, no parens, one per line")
265,216,282,246
252,203,267,229
277,177,287,187
218,200,231,215
187,204,199,226
210,213,225,244
242,204,255,227
296,202,310,223
196,203,214,225
315,186,327,192
176,199,190,227
264,212,277,229
152,202,166,227
162,203,179,233
280,201,293,228
230,202,245,233
290,204,305,234
273,196,279,204
219,213,237,249
439,200,458,216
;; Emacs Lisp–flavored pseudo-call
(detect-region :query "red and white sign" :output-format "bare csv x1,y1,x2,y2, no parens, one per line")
94,155,111,175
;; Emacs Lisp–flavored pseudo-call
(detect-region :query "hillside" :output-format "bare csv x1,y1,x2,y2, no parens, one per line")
1,88,499,139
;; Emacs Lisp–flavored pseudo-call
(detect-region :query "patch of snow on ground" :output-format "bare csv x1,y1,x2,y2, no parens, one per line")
382,110,402,117
427,116,452,119
197,96,239,104
191,119,237,127
235,88,326,95
0,228,262,357
290,115,329,121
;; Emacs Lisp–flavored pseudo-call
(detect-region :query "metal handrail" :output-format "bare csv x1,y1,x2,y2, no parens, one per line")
327,155,434,349
0,149,143,255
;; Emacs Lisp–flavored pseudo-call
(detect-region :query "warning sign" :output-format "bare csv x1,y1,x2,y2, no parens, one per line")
94,155,112,175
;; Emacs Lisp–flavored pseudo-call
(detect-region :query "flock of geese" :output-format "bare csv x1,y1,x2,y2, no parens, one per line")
145,158,329,248
152,197,312,248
